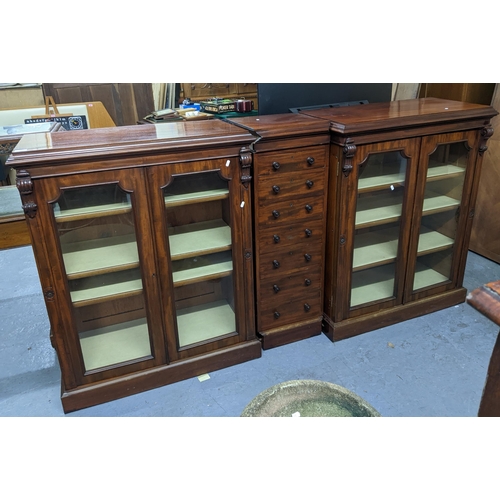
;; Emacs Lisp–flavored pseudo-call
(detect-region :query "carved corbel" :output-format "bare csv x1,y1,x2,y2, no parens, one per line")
479,125,494,156
0,142,17,155
342,139,357,177
16,169,38,218
239,146,253,188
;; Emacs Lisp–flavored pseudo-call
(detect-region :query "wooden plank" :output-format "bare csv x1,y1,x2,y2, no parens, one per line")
54,201,132,222
358,171,406,192
62,233,139,279
70,279,143,306
164,188,229,207
168,220,231,260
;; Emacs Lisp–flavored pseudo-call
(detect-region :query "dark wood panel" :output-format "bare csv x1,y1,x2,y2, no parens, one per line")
42,83,155,126
419,83,495,106
0,219,31,249
470,84,500,263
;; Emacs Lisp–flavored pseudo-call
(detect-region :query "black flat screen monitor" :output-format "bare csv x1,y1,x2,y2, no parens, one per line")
257,83,392,115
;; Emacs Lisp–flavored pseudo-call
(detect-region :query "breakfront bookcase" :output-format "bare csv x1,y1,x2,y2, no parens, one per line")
8,98,498,412
299,98,498,341
9,121,261,412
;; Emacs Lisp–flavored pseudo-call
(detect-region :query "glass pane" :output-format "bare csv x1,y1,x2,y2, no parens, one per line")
412,142,468,291
164,171,236,348
53,184,152,372
351,150,408,308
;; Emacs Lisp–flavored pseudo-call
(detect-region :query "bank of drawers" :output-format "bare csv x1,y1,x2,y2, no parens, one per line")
254,144,329,332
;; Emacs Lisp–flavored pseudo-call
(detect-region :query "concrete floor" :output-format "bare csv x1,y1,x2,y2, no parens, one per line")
1,244,499,417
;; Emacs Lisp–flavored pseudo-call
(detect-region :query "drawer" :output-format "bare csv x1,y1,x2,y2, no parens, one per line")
257,168,325,204
255,145,328,176
258,196,324,226
258,288,322,331
259,269,322,298
258,244,323,278
258,219,324,254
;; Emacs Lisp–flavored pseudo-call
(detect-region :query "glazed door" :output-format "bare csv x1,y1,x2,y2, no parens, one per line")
39,169,165,387
405,130,479,301
149,158,254,361
337,139,420,320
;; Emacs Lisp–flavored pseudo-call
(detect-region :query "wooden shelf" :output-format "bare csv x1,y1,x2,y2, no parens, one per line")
353,227,400,271
62,233,139,280
54,201,132,223
164,188,229,207
358,171,406,193
172,251,233,287
79,317,151,371
353,226,455,271
426,164,465,182
176,299,236,348
355,194,403,229
168,219,231,260
413,262,449,290
69,270,143,307
417,228,454,256
422,192,461,215
351,264,395,307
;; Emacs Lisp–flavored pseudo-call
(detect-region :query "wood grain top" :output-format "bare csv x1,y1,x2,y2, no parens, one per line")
7,120,255,166
299,98,498,135
227,112,331,139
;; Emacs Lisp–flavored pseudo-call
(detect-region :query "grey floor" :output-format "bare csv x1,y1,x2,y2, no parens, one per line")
1,244,499,417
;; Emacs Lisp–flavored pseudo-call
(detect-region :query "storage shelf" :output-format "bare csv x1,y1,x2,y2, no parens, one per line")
54,201,132,223
358,171,406,193
422,192,461,215
353,227,455,271
79,317,151,371
164,188,229,207
70,272,143,307
168,219,231,260
62,233,139,280
417,228,454,256
413,262,449,290
353,228,400,271
176,299,236,348
355,194,403,229
426,164,465,181
172,251,233,287
351,264,395,307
